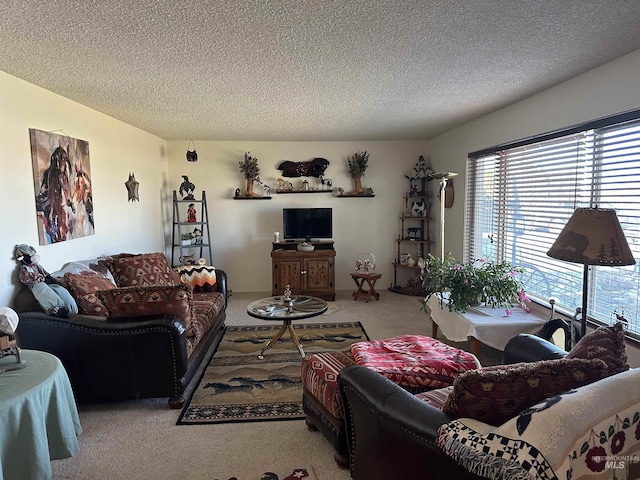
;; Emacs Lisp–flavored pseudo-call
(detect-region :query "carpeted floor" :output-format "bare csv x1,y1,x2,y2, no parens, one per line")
178,322,368,425
50,290,502,480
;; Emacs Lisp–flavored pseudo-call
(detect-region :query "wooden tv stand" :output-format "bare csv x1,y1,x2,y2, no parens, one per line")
271,241,335,301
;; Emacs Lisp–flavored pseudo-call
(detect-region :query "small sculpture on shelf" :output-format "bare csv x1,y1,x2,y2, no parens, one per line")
346,151,369,195
255,177,271,197
276,178,293,192
238,151,261,197
179,175,196,200
187,203,197,222
193,227,203,244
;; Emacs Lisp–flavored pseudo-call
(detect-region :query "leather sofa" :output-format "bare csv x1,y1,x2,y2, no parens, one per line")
13,253,227,408
338,334,600,479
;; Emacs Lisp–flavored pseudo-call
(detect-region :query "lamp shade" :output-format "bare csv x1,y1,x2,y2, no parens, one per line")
547,208,635,266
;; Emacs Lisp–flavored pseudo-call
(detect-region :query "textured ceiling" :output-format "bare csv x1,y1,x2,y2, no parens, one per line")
2,1,640,141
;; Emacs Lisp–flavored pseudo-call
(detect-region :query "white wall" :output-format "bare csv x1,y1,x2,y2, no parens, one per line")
166,141,430,294
0,71,168,306
427,49,640,366
428,49,640,261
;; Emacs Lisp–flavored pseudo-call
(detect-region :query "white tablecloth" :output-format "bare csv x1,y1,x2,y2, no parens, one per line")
427,295,547,351
0,349,82,480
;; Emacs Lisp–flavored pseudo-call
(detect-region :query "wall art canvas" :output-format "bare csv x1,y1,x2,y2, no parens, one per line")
29,129,94,245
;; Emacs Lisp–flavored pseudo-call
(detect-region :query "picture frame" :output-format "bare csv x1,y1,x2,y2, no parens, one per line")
400,253,411,265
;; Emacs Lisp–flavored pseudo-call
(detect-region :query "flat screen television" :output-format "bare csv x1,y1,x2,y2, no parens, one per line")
283,208,332,242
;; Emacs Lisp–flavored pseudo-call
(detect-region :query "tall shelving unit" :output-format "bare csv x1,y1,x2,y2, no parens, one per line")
171,190,213,267
389,177,432,295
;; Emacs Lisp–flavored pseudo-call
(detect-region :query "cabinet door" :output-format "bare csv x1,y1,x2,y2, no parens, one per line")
274,258,303,295
303,257,333,295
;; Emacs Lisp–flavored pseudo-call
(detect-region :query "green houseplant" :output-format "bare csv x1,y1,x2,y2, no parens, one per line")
346,151,369,194
238,151,261,197
421,253,530,314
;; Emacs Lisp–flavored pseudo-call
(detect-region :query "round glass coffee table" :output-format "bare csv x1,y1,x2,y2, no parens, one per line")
247,294,328,359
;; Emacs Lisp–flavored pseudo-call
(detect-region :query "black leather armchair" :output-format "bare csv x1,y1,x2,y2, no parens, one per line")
338,334,568,480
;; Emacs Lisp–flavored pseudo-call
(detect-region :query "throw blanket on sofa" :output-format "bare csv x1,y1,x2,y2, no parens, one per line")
350,334,480,390
436,368,640,480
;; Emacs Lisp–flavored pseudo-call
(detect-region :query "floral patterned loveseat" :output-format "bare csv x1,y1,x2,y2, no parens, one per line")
13,252,227,408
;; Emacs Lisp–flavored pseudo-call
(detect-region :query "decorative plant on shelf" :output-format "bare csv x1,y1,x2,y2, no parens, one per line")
238,151,261,197
420,253,531,315
181,232,194,245
346,151,369,194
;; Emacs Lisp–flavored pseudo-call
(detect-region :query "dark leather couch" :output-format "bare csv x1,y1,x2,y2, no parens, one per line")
13,269,228,409
337,334,568,480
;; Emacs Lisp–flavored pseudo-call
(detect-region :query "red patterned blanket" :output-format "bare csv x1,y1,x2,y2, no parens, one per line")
350,334,480,390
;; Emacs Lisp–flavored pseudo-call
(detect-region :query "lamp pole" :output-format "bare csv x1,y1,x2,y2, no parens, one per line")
430,172,458,260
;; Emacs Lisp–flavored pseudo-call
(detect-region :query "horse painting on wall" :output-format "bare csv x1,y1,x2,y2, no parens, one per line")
29,129,95,245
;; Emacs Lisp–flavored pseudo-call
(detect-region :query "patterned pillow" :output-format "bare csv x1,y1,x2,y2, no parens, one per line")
415,386,454,410
442,357,609,426
566,322,629,375
64,270,116,316
105,252,181,288
97,285,194,330
175,265,217,293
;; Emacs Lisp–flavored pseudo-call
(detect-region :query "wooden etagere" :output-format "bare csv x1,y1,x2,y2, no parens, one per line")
389,177,433,296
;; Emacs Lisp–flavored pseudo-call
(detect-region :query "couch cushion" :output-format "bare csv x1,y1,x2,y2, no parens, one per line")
184,291,225,358
566,321,629,375
104,252,181,287
64,270,116,316
415,386,454,410
176,265,217,292
442,357,609,426
97,285,194,331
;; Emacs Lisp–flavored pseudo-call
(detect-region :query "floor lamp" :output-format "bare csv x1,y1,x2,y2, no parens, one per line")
430,172,458,260
546,207,635,343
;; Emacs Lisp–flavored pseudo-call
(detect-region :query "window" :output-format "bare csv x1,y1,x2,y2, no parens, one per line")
466,110,640,338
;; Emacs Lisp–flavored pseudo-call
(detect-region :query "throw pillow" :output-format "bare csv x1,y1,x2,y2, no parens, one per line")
96,285,194,330
175,265,217,293
442,357,609,426
415,386,454,410
566,322,629,375
104,252,182,288
64,270,116,316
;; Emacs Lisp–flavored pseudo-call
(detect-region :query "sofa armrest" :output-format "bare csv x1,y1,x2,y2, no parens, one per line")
15,311,188,403
502,333,568,364
214,268,228,308
338,365,480,480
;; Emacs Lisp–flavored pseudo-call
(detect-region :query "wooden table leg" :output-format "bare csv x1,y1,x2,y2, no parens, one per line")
351,277,370,302
365,277,380,300
257,322,288,359
287,324,305,358
470,336,483,361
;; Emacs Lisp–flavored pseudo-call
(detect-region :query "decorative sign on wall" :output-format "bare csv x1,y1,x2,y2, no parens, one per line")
28,129,94,245
277,157,329,177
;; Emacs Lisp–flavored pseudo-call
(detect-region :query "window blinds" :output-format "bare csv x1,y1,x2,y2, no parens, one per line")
466,116,640,337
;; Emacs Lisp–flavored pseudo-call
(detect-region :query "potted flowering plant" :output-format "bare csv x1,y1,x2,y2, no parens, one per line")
421,253,530,314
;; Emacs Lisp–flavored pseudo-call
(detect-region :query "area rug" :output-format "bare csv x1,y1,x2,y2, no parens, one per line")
213,467,316,480
177,322,368,425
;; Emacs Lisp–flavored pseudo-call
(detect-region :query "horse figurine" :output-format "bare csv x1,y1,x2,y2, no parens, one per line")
255,177,271,197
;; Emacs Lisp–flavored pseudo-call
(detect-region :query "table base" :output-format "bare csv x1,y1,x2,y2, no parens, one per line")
351,273,382,303
258,318,305,359
432,323,483,360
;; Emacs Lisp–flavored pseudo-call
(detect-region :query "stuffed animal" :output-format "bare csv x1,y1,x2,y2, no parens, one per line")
15,244,77,317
